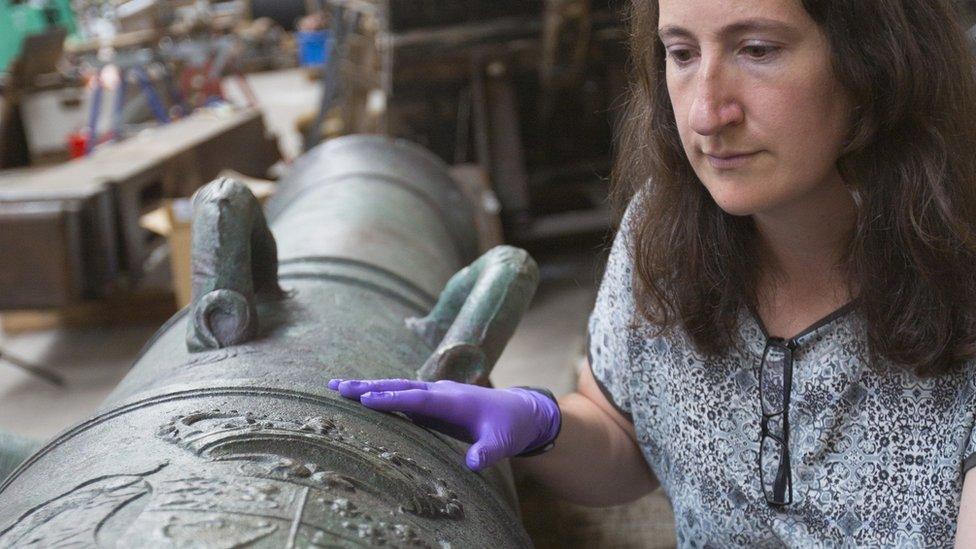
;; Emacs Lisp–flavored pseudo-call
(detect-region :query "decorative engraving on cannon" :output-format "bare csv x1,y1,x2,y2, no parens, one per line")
1,406,460,548
157,409,465,520
0,462,169,547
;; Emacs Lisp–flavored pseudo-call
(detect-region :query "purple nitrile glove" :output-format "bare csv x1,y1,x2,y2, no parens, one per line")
327,378,561,471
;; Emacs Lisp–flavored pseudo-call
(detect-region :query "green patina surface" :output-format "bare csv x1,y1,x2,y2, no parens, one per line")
0,136,537,548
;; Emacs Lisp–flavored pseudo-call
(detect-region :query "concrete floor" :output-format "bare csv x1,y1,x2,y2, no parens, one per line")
0,68,676,546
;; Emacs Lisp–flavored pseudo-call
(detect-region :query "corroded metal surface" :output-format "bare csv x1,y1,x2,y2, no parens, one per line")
0,136,537,547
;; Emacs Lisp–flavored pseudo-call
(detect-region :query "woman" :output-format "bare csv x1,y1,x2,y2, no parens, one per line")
329,0,976,545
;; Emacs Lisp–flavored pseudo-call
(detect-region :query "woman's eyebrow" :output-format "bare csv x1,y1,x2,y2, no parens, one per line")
658,18,800,41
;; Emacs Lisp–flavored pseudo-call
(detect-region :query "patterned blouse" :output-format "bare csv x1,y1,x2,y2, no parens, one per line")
587,207,976,548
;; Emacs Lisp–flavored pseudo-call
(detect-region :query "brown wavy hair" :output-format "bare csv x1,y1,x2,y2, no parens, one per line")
611,0,976,375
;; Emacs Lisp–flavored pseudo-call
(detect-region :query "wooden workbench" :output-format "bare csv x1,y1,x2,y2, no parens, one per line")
0,107,280,309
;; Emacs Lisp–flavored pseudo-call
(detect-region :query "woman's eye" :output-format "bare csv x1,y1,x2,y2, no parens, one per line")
740,44,779,61
666,48,696,65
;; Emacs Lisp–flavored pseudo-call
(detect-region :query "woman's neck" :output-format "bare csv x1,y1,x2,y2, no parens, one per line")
752,172,857,337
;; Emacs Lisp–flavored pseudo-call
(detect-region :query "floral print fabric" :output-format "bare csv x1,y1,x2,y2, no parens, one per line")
587,212,976,548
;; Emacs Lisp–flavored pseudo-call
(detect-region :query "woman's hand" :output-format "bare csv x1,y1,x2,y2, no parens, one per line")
327,378,561,471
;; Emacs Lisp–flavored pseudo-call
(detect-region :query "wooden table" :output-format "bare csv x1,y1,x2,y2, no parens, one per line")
0,107,280,309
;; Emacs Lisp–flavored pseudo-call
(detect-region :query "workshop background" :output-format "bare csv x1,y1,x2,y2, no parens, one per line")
0,1,973,547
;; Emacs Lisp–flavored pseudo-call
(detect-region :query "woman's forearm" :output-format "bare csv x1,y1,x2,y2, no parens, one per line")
513,391,658,506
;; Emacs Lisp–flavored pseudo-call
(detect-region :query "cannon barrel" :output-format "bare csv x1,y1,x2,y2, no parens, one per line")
0,136,538,547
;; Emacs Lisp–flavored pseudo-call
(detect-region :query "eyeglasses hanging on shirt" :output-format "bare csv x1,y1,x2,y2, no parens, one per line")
759,337,795,506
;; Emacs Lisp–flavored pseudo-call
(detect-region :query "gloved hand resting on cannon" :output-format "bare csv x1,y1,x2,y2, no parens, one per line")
328,379,561,471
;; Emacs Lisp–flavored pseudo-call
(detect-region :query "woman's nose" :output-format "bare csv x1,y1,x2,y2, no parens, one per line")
688,62,744,136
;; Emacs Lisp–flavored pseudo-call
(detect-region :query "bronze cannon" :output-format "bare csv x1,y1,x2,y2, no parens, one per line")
0,136,538,547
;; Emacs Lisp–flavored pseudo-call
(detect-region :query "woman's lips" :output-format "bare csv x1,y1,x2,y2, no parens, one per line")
704,151,760,170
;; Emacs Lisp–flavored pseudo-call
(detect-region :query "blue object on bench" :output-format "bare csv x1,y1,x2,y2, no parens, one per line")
297,30,330,67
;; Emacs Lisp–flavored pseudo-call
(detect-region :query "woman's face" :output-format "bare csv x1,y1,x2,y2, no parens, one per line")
659,0,853,217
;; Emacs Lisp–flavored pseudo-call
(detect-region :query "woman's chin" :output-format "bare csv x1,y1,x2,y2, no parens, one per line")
708,193,765,217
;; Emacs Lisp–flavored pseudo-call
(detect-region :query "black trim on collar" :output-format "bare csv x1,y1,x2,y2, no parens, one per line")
749,300,858,344
963,453,976,474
